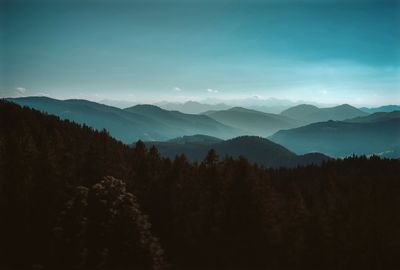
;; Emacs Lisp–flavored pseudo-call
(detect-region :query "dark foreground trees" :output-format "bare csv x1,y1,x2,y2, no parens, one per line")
1,100,399,269
53,176,166,270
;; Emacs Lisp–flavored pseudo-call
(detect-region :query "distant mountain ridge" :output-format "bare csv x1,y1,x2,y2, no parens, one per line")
281,104,368,123
8,97,242,143
360,105,400,113
346,110,400,123
124,104,242,139
9,97,398,159
8,96,166,143
203,107,304,137
270,111,400,158
155,101,231,114
147,135,331,168
167,134,223,145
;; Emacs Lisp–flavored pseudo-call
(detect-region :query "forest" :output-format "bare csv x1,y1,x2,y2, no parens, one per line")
1,100,399,270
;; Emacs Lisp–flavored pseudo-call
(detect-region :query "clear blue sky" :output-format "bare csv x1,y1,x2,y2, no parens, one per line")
1,0,399,105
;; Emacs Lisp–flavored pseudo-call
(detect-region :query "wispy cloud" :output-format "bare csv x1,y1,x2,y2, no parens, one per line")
174,87,182,92
16,87,26,93
0,87,28,98
207,88,219,93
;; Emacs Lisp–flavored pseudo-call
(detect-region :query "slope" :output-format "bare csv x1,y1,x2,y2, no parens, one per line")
147,135,330,168
8,96,169,143
270,118,400,157
204,107,303,137
124,104,242,139
281,104,368,123
155,101,231,114
345,110,400,123
8,97,241,143
360,105,400,113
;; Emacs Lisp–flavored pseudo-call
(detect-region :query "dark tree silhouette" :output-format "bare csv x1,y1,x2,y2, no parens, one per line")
1,100,400,270
53,176,166,270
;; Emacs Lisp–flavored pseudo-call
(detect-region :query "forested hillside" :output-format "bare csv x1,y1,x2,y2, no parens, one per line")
1,100,399,270
147,135,330,168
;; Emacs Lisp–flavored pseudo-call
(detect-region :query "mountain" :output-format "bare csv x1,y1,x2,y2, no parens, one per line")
124,104,242,139
99,99,138,108
8,97,240,143
270,118,400,158
155,101,231,114
360,105,400,113
8,96,168,143
203,107,304,137
167,134,223,144
280,104,368,123
346,110,400,123
280,104,320,119
147,135,331,168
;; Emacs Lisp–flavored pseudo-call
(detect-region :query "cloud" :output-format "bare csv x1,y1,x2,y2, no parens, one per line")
0,87,29,98
320,89,328,95
207,88,219,93
16,87,26,93
174,87,182,92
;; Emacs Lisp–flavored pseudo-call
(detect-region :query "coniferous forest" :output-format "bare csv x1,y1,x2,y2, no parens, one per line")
1,100,400,270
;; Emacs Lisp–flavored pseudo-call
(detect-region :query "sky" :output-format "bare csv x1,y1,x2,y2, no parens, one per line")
1,0,399,106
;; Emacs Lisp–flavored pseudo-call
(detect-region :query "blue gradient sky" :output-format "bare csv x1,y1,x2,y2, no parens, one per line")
1,0,399,105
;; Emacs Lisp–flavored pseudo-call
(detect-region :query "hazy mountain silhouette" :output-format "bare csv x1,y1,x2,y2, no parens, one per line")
280,104,319,119
167,134,223,144
8,96,170,143
346,110,400,123
270,112,400,157
147,135,330,168
124,104,242,138
155,101,231,114
203,107,303,136
280,104,368,123
360,105,400,113
8,97,241,143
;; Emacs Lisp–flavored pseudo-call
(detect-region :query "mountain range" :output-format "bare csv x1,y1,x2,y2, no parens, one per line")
203,107,303,136
360,105,400,114
156,97,326,114
155,101,231,114
146,135,331,168
7,96,400,159
270,111,400,158
7,97,241,143
280,104,368,123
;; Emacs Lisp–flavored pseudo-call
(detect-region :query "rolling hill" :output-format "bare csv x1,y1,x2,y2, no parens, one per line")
8,96,168,143
167,134,223,144
155,101,231,114
269,115,400,158
124,104,241,139
203,107,303,137
280,104,320,119
280,104,368,123
8,97,241,143
146,135,331,168
346,110,400,123
360,105,400,113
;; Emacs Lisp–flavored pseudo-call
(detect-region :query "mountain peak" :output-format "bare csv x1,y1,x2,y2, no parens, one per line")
228,107,262,114
128,104,165,111
281,103,367,122
334,104,357,109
